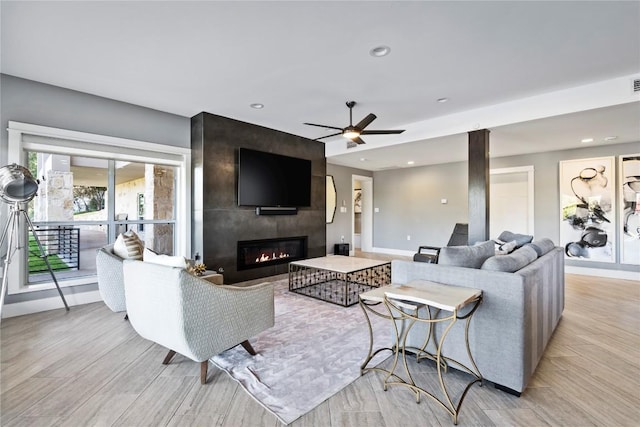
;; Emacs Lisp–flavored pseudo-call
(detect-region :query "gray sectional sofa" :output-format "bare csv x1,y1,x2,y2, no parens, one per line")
390,239,564,396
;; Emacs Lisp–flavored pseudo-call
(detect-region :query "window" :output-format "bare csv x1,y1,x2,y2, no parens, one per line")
6,122,191,294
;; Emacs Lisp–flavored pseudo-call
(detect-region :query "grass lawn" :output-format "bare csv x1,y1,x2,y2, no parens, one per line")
28,235,70,274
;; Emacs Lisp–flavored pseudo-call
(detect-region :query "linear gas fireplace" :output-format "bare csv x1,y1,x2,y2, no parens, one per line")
237,236,308,271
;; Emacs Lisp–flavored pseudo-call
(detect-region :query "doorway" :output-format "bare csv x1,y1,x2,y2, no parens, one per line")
352,175,373,253
490,166,534,238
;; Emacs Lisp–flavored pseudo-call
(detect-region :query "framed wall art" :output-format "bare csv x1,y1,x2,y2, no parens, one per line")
559,157,615,262
620,154,640,265
354,188,362,213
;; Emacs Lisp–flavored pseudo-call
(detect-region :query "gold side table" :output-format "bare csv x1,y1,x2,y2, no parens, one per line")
362,282,483,425
359,286,423,378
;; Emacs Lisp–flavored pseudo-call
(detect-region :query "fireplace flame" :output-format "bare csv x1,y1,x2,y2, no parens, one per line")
255,252,291,263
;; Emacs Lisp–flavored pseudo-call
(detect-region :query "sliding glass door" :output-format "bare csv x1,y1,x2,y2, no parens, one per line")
25,151,176,285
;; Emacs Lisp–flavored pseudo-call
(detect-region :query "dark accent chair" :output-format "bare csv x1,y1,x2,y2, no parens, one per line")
413,223,469,263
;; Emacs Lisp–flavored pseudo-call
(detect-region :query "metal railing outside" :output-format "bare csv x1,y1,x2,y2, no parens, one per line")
29,226,80,273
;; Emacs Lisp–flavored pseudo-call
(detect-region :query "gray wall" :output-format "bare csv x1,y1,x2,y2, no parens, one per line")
0,74,190,306
374,161,469,250
0,74,189,163
192,112,326,283
370,140,639,273
326,163,372,254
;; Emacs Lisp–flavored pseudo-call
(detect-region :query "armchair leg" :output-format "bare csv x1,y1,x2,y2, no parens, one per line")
240,340,257,355
201,361,208,384
162,350,177,365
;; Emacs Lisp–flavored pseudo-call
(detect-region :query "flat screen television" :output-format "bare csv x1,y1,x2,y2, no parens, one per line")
238,148,312,207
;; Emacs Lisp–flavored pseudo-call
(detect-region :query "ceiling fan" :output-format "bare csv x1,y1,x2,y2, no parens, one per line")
304,101,405,146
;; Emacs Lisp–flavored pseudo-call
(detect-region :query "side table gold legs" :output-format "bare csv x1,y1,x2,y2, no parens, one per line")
358,293,420,387
383,296,483,425
358,298,395,375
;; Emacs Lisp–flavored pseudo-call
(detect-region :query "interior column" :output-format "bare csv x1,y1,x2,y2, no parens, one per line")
468,129,490,244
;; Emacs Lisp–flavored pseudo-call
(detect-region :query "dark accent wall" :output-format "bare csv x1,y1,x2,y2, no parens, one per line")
191,112,326,283
468,129,491,244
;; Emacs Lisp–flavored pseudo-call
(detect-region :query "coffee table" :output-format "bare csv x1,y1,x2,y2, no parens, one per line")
288,256,391,306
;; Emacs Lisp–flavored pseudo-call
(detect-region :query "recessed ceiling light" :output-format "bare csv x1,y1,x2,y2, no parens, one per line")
369,45,391,57
250,103,264,109
407,161,415,165
359,158,367,162
437,98,449,103
604,136,618,142
581,138,594,143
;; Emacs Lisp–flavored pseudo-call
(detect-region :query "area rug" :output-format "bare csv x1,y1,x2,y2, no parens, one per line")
210,279,391,425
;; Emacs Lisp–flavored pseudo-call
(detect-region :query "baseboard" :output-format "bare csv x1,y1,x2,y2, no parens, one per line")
1,290,102,319
565,266,639,281
371,247,415,258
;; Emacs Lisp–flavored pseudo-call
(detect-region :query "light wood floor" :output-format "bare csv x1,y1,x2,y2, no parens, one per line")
1,267,639,426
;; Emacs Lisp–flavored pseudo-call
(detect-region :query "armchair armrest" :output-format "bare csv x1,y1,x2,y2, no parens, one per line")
417,245,441,254
96,246,126,312
414,245,441,264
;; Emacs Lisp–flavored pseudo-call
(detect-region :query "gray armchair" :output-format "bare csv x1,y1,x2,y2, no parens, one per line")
96,244,126,313
122,259,275,384
413,223,469,263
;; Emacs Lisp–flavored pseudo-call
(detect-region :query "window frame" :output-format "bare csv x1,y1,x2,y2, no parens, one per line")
6,121,191,295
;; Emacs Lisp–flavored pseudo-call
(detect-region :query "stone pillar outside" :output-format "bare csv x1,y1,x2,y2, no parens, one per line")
34,154,74,258
144,165,175,254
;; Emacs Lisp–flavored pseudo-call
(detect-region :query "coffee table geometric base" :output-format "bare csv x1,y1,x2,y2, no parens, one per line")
289,258,391,307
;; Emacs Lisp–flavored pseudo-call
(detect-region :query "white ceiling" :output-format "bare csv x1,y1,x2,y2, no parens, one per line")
2,1,639,171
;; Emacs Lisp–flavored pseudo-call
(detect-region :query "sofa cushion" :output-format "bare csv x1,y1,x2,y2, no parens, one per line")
497,230,533,248
525,238,556,257
143,247,188,269
481,245,538,272
438,240,495,269
113,230,144,260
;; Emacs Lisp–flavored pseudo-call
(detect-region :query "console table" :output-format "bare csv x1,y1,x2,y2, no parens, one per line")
359,282,483,425
288,256,390,307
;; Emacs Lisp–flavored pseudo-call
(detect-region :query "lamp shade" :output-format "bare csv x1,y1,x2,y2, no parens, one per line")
0,164,39,204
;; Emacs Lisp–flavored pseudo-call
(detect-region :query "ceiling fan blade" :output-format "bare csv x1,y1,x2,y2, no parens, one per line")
352,136,366,145
303,122,344,131
355,113,377,130
315,132,343,140
360,129,406,135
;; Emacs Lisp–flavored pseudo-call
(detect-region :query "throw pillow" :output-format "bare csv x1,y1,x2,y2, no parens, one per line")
438,240,495,269
525,238,556,257
481,245,538,272
497,230,534,248
113,230,144,260
496,240,517,255
143,247,188,269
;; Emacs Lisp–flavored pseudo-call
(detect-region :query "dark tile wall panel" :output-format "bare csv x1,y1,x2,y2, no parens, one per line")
191,112,326,283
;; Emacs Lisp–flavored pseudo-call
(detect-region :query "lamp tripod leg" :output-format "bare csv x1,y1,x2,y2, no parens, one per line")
0,210,18,318
23,212,70,311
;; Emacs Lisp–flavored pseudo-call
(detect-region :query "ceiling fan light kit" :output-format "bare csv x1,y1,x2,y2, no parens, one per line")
304,101,405,147
342,127,360,140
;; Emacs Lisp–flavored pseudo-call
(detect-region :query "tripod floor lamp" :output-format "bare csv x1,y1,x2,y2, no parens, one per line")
0,163,69,319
